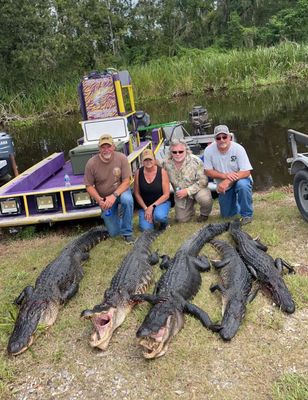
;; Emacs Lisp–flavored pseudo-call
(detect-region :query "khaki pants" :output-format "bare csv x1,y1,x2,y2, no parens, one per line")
175,188,213,223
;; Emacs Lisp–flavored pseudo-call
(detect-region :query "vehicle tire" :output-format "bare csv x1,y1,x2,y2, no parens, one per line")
293,169,308,222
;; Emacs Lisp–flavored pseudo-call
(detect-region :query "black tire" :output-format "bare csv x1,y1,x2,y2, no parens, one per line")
293,169,308,222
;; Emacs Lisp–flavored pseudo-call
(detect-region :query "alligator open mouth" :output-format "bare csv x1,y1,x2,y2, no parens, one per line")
139,326,169,359
89,310,114,350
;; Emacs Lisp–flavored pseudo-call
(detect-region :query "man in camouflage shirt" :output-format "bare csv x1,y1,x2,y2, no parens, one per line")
163,139,213,222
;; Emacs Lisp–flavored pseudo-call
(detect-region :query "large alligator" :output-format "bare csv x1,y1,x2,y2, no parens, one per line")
81,230,160,350
210,239,253,340
229,220,295,314
135,222,229,359
7,226,109,355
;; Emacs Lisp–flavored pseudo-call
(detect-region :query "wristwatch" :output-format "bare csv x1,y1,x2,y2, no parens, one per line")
152,204,156,209
113,192,119,199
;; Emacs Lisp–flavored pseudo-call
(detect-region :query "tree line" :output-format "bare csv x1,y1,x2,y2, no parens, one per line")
1,0,308,93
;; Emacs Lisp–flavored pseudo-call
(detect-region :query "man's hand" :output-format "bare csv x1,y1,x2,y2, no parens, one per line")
176,189,188,199
224,172,239,182
217,179,232,194
98,194,116,210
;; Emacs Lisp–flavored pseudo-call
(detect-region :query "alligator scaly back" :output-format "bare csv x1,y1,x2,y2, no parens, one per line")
210,239,253,340
81,230,161,351
229,220,295,314
7,226,109,355
136,222,229,359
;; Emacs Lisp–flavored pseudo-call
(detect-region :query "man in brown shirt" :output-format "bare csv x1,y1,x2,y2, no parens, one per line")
84,134,135,243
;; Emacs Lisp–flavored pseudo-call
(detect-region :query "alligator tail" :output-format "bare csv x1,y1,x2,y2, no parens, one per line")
66,226,109,253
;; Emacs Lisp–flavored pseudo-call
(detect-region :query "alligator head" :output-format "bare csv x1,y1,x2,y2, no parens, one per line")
136,300,184,359
7,298,58,355
219,298,247,341
267,279,295,314
81,290,132,350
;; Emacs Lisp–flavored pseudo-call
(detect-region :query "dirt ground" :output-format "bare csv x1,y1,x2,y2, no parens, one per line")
0,190,307,400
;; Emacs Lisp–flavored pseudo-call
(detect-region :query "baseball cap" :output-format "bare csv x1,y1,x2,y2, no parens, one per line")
98,134,113,146
213,125,231,137
142,149,155,160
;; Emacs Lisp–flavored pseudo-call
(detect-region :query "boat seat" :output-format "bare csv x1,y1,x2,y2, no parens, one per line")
3,153,65,195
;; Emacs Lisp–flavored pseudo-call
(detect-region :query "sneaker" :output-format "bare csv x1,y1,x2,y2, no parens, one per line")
158,222,169,231
196,215,209,223
123,235,136,244
240,216,253,225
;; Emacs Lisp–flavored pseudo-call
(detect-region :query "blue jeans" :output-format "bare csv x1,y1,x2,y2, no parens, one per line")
138,201,171,231
101,189,134,237
218,178,253,218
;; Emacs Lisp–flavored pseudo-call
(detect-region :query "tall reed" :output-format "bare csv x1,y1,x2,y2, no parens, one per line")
1,42,308,119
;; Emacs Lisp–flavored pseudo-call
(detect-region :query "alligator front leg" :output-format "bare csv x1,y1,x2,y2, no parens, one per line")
253,237,268,252
148,251,160,265
130,293,163,305
60,282,79,303
13,286,34,306
274,258,296,274
184,302,221,332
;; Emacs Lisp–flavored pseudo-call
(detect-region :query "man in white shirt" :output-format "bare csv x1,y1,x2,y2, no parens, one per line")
203,125,253,224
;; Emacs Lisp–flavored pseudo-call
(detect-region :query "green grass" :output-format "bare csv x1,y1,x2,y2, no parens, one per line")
272,373,308,400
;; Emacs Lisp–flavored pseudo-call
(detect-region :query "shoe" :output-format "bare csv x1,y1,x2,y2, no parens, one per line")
123,235,136,244
196,215,209,223
158,222,169,231
240,216,253,225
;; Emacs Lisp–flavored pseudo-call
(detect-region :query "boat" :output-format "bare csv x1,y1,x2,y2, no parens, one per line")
0,70,216,228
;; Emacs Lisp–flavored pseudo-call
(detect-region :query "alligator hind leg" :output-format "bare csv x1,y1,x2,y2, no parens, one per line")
192,255,211,271
13,286,34,305
274,258,296,274
210,284,226,295
160,255,172,270
211,259,230,270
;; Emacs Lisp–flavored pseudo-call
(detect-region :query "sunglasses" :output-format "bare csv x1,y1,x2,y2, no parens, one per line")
216,135,228,141
172,150,184,154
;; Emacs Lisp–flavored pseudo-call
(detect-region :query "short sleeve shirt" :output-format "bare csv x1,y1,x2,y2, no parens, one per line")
84,152,131,197
203,142,253,183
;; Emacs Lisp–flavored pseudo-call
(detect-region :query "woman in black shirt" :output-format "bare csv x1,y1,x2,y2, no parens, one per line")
134,149,171,231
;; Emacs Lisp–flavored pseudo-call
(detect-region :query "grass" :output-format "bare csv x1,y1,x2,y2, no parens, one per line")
1,43,308,121
272,373,308,400
0,188,307,399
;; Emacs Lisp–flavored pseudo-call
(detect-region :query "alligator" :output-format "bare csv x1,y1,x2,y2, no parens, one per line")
135,222,229,359
210,239,253,340
80,230,160,350
7,226,109,355
229,220,295,314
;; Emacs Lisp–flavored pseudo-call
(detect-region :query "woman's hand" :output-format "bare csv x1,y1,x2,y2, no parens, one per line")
144,205,154,223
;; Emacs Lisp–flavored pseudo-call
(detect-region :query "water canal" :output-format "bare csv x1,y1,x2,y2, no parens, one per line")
7,84,308,191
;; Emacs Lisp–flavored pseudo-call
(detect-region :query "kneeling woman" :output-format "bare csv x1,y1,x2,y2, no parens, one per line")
134,149,171,231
